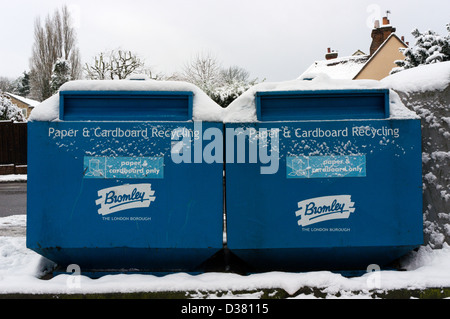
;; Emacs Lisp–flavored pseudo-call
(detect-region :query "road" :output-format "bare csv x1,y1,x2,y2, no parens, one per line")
0,182,27,217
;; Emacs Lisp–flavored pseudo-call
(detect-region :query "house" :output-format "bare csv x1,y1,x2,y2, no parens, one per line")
301,16,408,81
4,92,40,119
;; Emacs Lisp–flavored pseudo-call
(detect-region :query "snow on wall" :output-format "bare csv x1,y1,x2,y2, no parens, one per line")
382,61,450,249
382,62,450,93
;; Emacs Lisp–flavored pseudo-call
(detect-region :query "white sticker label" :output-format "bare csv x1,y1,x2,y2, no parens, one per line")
295,195,355,227
96,184,156,216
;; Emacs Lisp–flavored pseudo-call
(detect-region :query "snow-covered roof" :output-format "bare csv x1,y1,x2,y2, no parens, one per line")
300,33,408,81
5,93,40,108
299,55,369,80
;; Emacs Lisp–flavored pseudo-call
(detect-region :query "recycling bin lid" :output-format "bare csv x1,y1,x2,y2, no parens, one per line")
59,90,193,121
256,89,390,121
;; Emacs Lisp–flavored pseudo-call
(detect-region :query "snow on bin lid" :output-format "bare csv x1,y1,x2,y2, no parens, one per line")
29,77,223,122
222,73,418,122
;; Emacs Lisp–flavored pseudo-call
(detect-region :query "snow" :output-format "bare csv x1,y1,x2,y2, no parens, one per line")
29,72,422,124
4,93,40,108
382,62,450,249
223,73,418,122
28,78,224,122
382,61,450,93
0,215,449,297
0,174,27,183
27,93,60,122
0,94,26,122
300,55,369,80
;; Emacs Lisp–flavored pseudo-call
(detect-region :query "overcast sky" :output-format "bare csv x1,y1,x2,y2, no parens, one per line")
1,0,449,82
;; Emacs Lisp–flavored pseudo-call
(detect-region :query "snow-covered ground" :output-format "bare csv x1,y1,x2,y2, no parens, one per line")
0,174,27,183
0,215,449,298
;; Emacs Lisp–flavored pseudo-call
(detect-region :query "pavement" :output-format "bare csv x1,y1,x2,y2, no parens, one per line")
0,182,27,217
0,222,25,237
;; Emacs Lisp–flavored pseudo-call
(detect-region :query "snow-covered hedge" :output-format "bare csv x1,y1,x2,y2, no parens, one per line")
383,61,450,248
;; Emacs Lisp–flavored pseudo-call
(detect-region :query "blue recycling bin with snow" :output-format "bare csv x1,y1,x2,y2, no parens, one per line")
225,89,423,271
27,81,224,272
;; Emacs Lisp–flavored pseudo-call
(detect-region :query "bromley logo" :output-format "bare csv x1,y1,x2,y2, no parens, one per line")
295,195,355,227
96,184,156,216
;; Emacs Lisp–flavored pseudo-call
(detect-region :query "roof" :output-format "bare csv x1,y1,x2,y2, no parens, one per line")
5,93,40,108
300,54,369,80
300,33,407,80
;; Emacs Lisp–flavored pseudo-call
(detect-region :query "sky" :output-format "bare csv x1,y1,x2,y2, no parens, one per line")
0,0,449,82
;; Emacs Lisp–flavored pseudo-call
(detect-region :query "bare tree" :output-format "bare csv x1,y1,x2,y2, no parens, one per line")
84,52,110,80
220,66,250,85
180,51,222,94
178,52,261,107
29,5,81,101
0,77,15,93
84,49,146,80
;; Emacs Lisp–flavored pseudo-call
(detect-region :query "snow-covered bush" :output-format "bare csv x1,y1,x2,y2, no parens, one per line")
210,81,254,108
0,93,26,122
179,53,260,107
392,23,450,74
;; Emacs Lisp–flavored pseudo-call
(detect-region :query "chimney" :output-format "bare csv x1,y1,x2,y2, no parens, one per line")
325,48,338,60
369,16,396,55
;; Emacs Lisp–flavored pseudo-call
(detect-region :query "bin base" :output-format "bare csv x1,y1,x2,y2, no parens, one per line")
229,245,419,272
31,247,223,273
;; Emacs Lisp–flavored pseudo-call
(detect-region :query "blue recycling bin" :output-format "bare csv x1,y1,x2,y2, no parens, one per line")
27,87,224,272
225,89,423,271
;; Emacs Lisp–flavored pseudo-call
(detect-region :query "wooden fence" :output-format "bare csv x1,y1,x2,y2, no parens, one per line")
0,121,27,174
